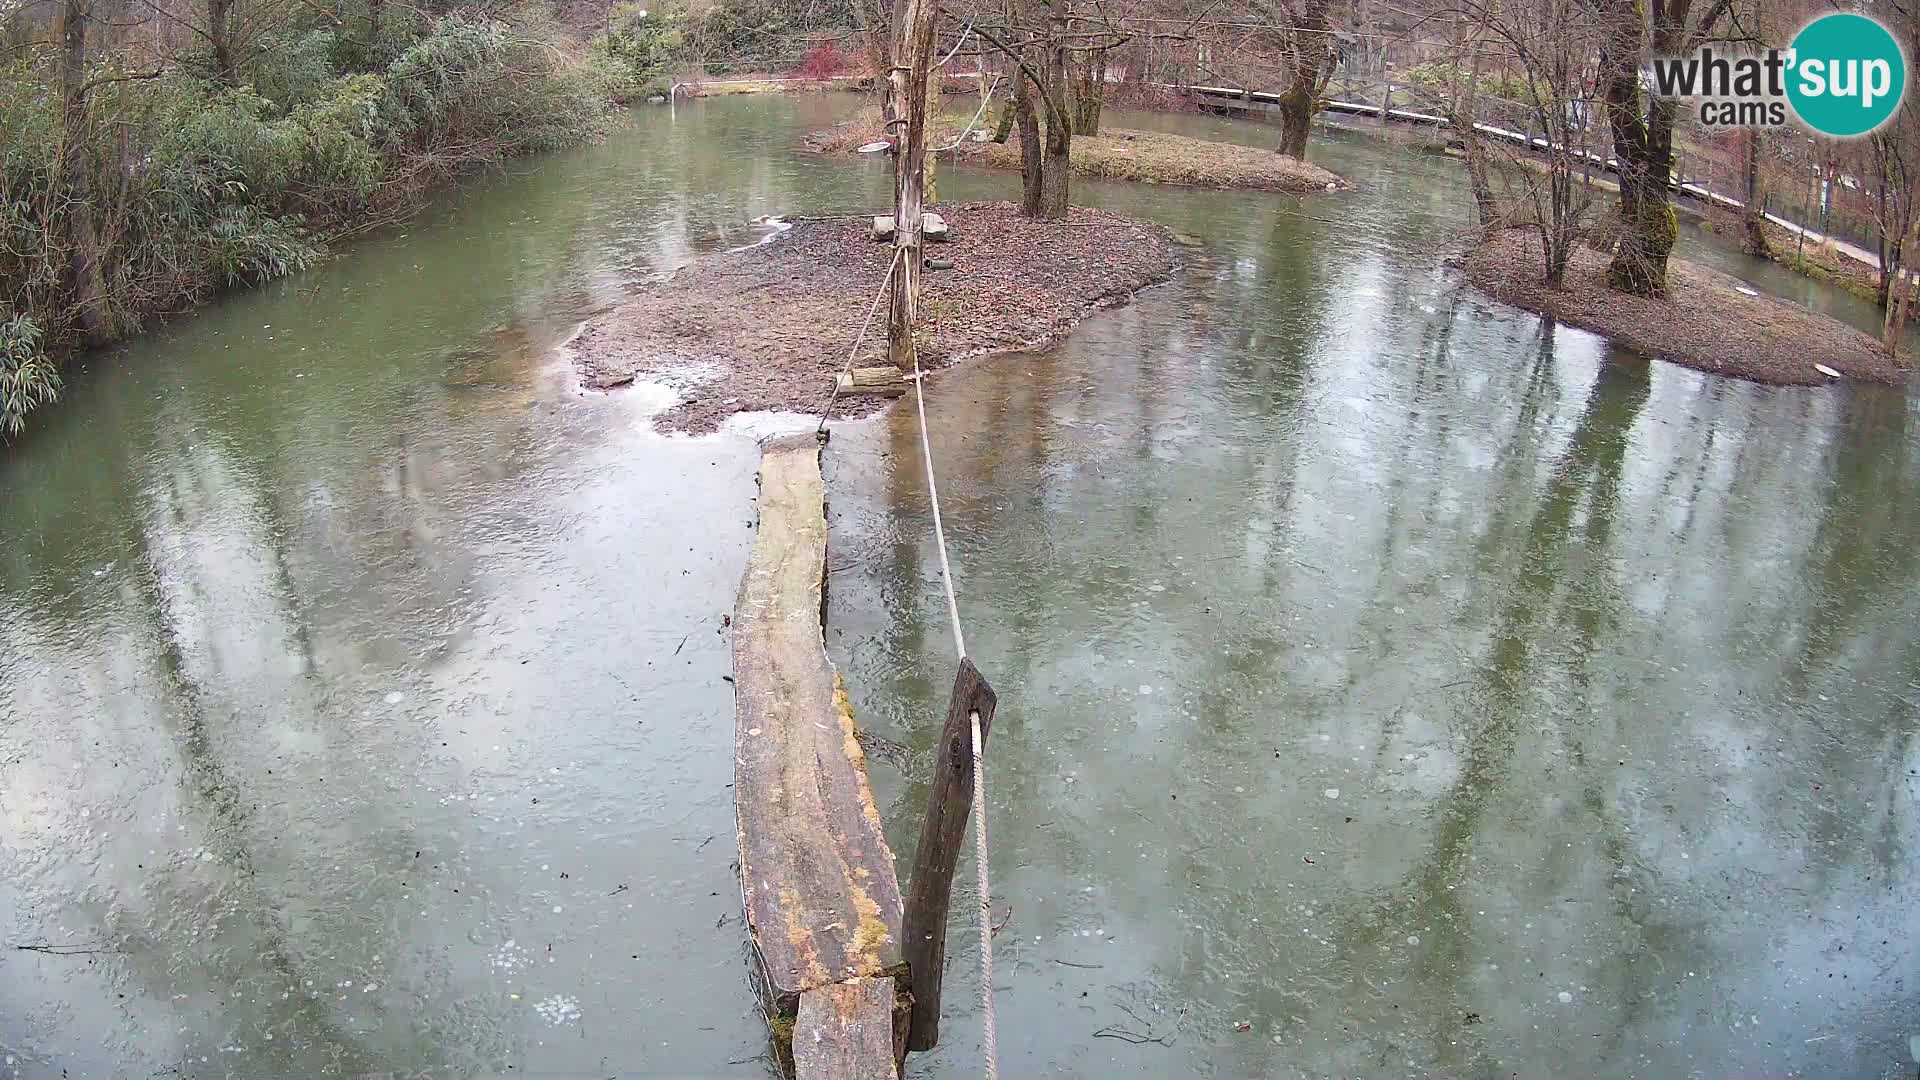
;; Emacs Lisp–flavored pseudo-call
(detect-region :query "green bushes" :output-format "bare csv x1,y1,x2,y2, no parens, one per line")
599,3,683,99
0,315,55,437
0,4,614,440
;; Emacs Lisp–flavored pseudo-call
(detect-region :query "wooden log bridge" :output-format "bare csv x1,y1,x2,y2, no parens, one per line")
733,433,908,1079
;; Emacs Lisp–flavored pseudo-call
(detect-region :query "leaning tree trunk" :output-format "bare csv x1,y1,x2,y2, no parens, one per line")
992,91,1017,142
1740,129,1770,257
1275,0,1332,160
56,0,111,348
1597,0,1677,297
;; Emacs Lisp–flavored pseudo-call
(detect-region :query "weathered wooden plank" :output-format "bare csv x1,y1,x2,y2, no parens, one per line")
733,434,904,1025
900,657,997,1051
793,978,901,1080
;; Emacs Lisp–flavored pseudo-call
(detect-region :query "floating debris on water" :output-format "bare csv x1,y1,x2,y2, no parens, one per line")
491,940,529,973
533,994,582,1026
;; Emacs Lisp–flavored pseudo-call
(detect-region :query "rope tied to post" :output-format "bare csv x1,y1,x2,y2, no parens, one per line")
908,337,1000,1080
813,202,998,1080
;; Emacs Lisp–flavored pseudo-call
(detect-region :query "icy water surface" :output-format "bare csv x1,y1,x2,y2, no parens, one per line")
1,92,1914,1079
0,95,896,1078
827,117,1920,1078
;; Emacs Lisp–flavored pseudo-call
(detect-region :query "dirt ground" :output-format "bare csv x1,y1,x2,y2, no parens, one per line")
806,108,1343,195
1461,229,1911,386
569,201,1178,432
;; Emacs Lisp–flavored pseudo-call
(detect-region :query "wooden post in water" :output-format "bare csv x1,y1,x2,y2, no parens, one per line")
899,658,997,1052
887,0,937,371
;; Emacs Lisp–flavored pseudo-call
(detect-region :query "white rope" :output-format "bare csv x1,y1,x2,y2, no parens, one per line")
818,249,905,435
970,708,998,1080
908,349,967,663
908,339,997,1080
936,75,1003,153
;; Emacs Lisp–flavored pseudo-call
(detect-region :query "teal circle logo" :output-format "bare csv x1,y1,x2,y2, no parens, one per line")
1786,13,1907,137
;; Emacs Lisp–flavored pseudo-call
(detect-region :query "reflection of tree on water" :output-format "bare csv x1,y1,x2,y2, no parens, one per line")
124,521,385,1078
1304,354,1653,1075
1769,387,1920,887
35,422,456,1077
1780,389,1919,694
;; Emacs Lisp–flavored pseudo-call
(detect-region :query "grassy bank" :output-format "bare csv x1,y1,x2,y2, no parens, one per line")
807,106,1344,194
0,1,640,438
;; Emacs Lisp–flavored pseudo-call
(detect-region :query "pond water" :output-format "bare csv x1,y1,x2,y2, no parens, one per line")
825,118,1920,1078
0,94,1913,1079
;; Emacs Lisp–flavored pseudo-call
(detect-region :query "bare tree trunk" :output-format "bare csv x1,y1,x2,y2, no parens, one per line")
1740,129,1769,257
1072,49,1106,136
1884,182,1920,355
1454,22,1497,228
859,0,891,87
1872,135,1904,308
879,0,909,128
209,0,237,82
885,0,936,370
57,0,111,348
1875,153,1893,307
1276,0,1332,159
1033,12,1071,219
1596,0,1676,297
1014,57,1043,213
924,52,940,203
1037,113,1070,218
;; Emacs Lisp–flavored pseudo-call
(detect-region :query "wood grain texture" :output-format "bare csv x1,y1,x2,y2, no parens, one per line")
899,658,997,1051
836,367,909,397
733,434,904,1019
793,978,901,1080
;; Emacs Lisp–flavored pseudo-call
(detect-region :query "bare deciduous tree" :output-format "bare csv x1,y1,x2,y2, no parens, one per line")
1590,0,1734,296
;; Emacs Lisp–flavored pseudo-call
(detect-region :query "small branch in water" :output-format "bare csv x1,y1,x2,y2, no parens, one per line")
1053,958,1103,969
13,941,118,956
1093,1003,1180,1046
